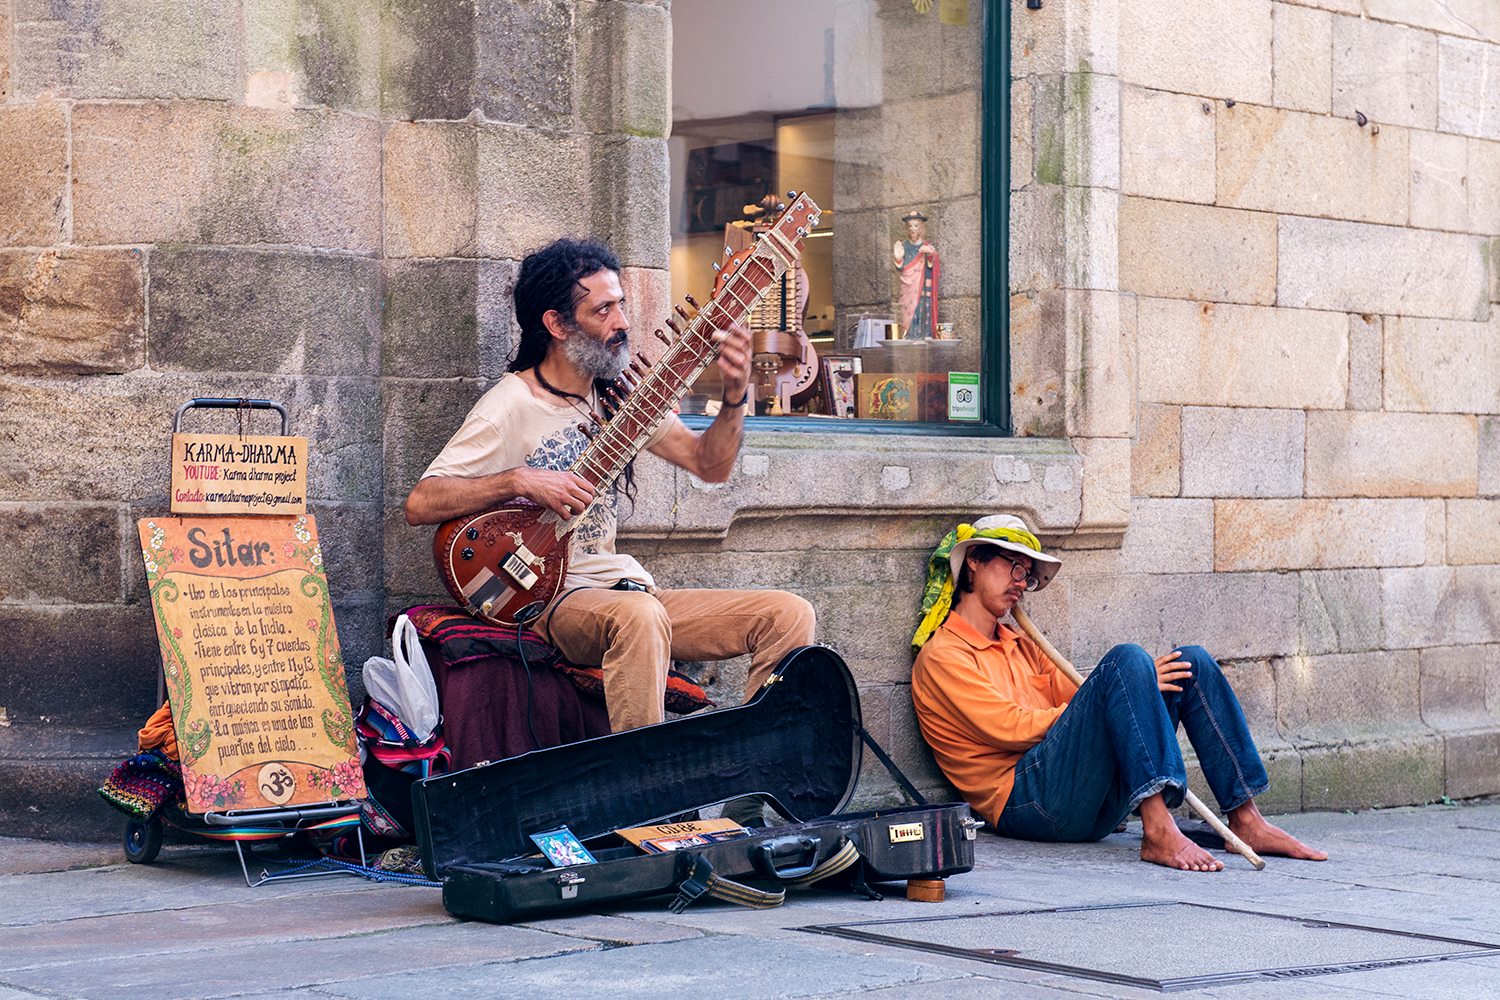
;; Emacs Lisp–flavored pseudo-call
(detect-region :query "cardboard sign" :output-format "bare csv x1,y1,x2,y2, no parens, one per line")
138,514,364,813
171,433,308,515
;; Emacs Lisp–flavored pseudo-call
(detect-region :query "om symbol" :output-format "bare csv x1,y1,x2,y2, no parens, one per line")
258,763,296,805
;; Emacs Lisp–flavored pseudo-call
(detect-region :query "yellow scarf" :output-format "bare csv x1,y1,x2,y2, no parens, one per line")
911,523,1043,650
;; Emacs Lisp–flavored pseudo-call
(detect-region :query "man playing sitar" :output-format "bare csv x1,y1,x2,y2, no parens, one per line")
405,236,816,735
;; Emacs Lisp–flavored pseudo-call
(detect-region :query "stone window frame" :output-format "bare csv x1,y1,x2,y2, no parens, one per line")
631,2,1126,550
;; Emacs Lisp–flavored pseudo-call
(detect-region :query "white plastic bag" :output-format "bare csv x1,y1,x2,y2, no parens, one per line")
361,613,441,742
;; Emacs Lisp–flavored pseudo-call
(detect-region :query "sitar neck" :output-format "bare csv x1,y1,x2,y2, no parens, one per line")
568,200,815,495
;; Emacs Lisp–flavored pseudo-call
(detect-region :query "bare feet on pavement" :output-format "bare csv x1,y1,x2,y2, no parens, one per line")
1140,826,1224,871
1228,800,1328,861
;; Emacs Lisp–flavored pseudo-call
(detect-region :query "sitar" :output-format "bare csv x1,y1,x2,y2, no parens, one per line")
434,193,822,626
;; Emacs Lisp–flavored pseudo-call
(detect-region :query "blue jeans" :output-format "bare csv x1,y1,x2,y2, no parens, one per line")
996,644,1269,842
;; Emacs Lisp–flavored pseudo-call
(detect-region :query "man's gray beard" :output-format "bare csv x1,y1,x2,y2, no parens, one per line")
560,328,629,380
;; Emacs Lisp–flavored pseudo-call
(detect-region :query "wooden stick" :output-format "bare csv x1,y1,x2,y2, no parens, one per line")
1011,605,1266,871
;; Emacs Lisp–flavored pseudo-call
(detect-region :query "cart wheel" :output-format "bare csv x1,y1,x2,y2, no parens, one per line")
124,817,163,864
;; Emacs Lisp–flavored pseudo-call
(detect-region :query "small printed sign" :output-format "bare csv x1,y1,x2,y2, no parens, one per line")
948,371,980,421
171,433,308,516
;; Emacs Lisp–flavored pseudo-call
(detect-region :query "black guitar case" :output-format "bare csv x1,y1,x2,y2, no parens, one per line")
411,645,979,922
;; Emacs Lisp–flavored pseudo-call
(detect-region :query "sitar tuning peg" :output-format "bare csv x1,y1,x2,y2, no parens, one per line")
712,262,721,272
684,294,700,308
655,328,672,346
665,314,682,334
786,190,796,198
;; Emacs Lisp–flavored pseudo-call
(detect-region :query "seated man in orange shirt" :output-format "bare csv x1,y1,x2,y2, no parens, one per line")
910,515,1325,871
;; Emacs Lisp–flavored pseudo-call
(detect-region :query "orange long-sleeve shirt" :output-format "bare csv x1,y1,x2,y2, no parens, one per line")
911,614,1079,826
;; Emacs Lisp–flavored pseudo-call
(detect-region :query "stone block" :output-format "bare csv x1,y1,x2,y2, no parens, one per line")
1332,16,1438,130
0,101,67,246
1119,197,1277,305
884,683,951,793
72,103,381,252
1447,500,1500,565
1132,403,1179,497
1119,0,1272,104
1273,2,1332,113
475,0,573,128
382,122,478,259
1218,104,1408,225
577,0,668,138
1063,186,1118,293
1064,290,1131,439
1386,314,1500,414
1008,291,1065,438
378,0,476,121
1216,498,1430,572
1439,36,1500,140
0,503,122,604
476,260,522,379
1063,72,1119,190
1420,643,1500,729
1347,313,1382,411
1299,569,1384,655
1279,216,1491,321
927,196,979,300
382,259,482,380
1482,417,1500,496
1440,730,1500,800
1010,0,1065,77
591,137,669,271
1136,298,1347,409
1364,0,1500,44
1075,436,1129,543
1117,498,1213,575
1298,738,1444,811
383,503,447,607
288,376,384,501
244,0,380,112
620,266,671,362
1383,565,1500,648
0,2,10,101
1120,86,1214,203
1410,129,1470,231
473,125,590,261
381,377,488,503
0,605,161,724
149,248,379,377
1276,649,1425,740
11,0,236,100
312,501,381,595
1063,571,1298,668
0,250,145,375
1424,496,1447,566
1305,411,1477,498
832,208,891,307
1181,406,1304,498
1470,138,1500,234
1008,186,1065,294
1011,78,1033,190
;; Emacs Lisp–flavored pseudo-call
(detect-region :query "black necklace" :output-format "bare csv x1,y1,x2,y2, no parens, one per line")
532,365,590,405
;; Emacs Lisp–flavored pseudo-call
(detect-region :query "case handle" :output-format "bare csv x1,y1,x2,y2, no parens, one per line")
669,855,785,913
751,835,822,880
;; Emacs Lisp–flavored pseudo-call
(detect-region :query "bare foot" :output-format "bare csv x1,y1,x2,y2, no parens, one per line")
1227,814,1328,861
1140,826,1225,871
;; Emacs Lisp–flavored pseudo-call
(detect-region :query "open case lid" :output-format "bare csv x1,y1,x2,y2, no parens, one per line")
413,645,862,876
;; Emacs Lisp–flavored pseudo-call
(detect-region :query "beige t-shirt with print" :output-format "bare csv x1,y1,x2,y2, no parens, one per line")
421,373,669,590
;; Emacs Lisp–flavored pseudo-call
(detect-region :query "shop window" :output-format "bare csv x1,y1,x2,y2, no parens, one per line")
669,0,999,430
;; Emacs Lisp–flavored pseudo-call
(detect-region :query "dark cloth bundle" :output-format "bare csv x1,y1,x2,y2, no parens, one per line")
98,749,183,820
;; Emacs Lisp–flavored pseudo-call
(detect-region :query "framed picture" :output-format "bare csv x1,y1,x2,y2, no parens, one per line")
821,355,862,418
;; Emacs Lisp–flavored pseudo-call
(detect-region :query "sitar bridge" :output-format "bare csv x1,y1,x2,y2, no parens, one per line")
500,547,540,590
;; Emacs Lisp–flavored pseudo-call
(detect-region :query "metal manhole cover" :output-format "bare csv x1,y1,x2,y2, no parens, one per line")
800,901,1500,992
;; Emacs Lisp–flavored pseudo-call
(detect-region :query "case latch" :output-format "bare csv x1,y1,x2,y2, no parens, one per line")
961,816,984,841
555,870,586,899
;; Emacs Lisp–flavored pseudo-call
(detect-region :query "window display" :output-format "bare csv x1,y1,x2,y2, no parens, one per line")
670,0,987,426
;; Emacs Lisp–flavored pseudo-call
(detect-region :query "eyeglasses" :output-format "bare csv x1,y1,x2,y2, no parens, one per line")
996,554,1041,592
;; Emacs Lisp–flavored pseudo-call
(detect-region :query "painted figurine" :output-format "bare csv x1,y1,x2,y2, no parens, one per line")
892,210,940,340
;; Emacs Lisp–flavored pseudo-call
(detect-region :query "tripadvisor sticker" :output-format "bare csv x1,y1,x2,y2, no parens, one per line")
948,372,980,421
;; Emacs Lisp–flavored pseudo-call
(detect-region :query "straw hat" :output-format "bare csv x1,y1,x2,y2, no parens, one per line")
947,514,1062,591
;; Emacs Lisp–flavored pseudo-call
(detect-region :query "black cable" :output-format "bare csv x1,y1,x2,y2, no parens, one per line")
514,628,542,753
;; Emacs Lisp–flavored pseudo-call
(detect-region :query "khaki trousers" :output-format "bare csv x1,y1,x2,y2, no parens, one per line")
535,587,817,733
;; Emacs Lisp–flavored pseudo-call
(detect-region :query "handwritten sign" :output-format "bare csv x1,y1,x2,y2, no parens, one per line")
138,514,364,813
171,433,308,516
